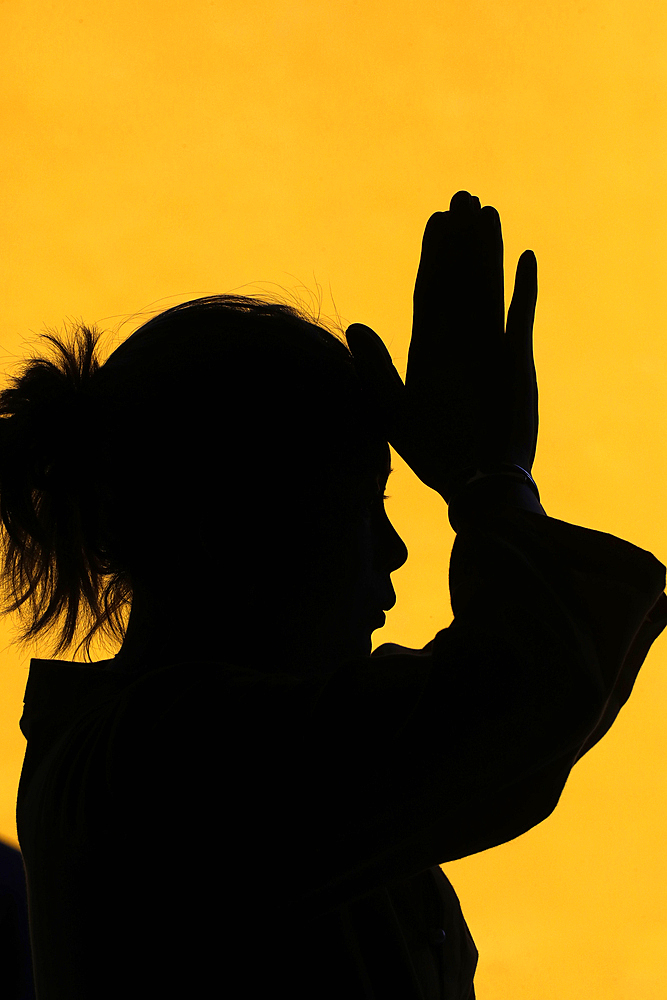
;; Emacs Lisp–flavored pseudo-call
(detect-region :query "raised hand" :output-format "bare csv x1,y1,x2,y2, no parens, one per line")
346,191,538,502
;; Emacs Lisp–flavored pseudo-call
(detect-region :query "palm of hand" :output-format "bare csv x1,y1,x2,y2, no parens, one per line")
347,191,538,501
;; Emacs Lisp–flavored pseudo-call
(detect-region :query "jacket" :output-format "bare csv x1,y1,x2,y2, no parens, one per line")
17,499,667,999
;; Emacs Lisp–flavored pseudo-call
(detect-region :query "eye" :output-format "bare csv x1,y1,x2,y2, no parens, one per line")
364,492,390,513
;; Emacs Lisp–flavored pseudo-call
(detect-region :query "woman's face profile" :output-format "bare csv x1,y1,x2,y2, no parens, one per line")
119,443,408,675
303,442,408,667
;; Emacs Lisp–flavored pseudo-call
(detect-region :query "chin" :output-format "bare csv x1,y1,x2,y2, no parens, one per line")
344,632,372,659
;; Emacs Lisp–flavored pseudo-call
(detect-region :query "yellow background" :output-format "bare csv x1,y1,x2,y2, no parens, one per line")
1,1,666,995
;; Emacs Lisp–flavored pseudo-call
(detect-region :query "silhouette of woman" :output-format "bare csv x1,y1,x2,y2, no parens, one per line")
5,191,667,999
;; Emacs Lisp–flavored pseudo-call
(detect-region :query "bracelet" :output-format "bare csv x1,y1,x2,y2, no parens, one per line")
448,463,541,505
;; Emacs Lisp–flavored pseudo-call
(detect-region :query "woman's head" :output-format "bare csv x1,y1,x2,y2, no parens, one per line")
0,295,407,667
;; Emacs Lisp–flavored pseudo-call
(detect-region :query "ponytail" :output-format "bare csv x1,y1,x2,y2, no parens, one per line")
0,323,130,662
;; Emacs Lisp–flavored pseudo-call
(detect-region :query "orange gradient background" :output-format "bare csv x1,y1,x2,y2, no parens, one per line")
1,1,666,996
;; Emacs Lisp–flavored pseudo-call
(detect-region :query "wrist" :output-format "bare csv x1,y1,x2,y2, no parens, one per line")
447,462,540,502
447,470,545,533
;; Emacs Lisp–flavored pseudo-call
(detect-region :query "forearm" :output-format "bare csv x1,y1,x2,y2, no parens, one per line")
447,485,667,772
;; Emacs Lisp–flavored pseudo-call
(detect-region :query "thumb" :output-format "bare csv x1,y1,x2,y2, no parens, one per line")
345,324,406,437
345,324,405,396
506,250,537,355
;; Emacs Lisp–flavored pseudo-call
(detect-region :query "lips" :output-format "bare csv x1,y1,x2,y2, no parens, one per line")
367,587,395,629
381,587,396,612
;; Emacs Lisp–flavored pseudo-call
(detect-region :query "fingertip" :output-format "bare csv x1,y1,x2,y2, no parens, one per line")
519,251,538,292
449,190,474,211
515,251,538,305
421,211,449,250
345,323,372,348
425,210,447,228
480,205,501,227
346,323,384,353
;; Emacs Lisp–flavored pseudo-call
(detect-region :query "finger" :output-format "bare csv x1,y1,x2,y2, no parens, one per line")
505,251,539,468
345,324,407,444
417,211,448,278
416,196,485,297
413,197,495,357
449,190,480,214
412,212,451,335
345,324,406,396
506,250,537,354
345,323,405,410
477,205,505,338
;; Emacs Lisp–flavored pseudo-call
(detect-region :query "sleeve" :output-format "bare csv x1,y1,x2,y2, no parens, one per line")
292,489,667,916
119,482,667,922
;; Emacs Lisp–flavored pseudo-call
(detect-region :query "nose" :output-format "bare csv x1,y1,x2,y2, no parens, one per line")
380,511,408,574
392,532,408,573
